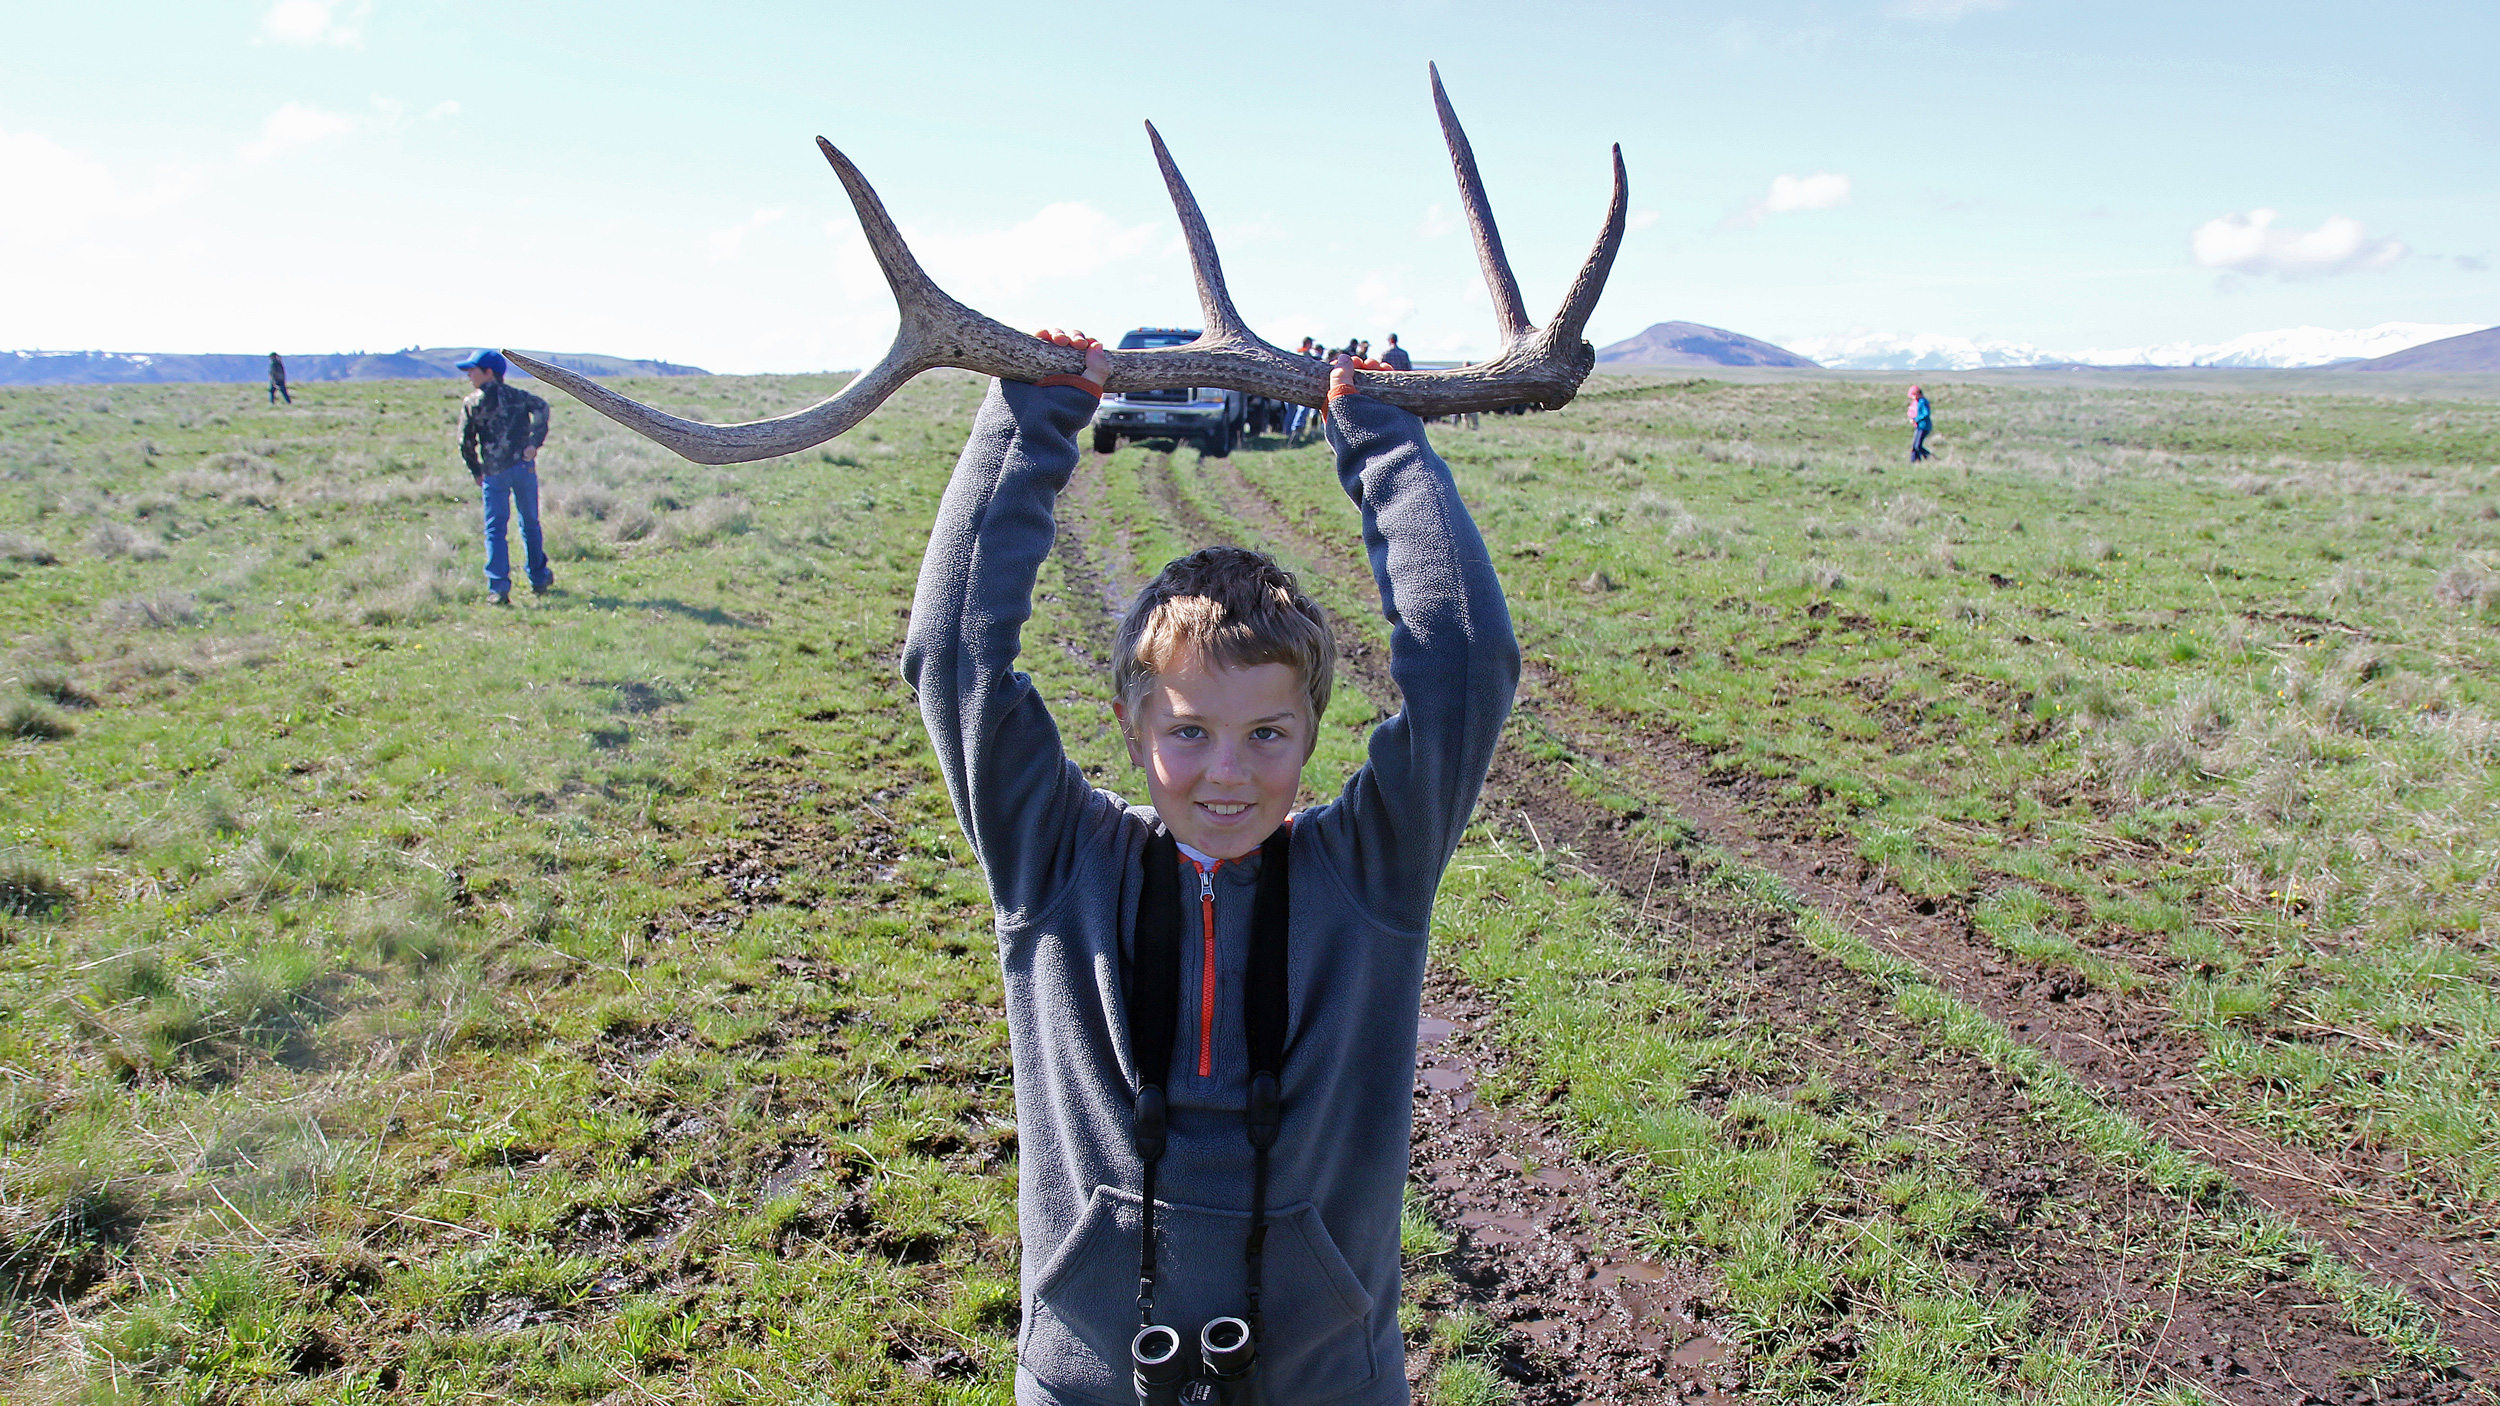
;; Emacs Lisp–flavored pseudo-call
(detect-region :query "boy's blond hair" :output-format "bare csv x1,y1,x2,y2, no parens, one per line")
1112,546,1335,727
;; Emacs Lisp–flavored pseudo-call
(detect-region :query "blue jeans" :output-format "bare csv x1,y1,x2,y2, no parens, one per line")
1910,422,1932,462
480,460,552,595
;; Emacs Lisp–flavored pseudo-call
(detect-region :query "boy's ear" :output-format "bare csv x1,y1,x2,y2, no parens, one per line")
1111,697,1147,770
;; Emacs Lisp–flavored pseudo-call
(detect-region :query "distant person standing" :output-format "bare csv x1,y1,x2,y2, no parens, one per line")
1907,384,1933,463
268,352,290,405
1380,334,1412,371
456,349,554,606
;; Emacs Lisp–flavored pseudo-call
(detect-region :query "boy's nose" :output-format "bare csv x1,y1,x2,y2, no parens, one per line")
1205,742,1248,782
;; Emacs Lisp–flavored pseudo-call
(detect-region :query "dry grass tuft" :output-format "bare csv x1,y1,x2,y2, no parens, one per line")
83,521,166,560
0,532,57,564
658,494,755,548
2431,558,2499,613
99,592,200,631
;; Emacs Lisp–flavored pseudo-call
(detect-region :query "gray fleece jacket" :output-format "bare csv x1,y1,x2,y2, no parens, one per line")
903,379,1518,1406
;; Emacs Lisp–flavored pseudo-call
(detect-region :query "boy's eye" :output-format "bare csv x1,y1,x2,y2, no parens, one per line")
1250,726,1285,742
1172,725,1206,740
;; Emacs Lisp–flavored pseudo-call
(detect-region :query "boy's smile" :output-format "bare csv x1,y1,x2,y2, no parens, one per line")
1112,649,1313,859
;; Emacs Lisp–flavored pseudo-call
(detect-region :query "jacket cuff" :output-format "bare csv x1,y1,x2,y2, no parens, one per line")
1001,377,1102,437
1324,391,1426,455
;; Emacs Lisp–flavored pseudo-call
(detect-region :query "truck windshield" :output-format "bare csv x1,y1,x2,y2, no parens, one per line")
1118,331,1198,350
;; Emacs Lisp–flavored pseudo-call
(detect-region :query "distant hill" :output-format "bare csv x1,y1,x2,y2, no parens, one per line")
0,346,707,388
1595,321,1818,369
2336,326,2500,373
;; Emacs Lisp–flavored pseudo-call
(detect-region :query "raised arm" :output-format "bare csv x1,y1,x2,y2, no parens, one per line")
1314,354,1521,933
901,333,1115,920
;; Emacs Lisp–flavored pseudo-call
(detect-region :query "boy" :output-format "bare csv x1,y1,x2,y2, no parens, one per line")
904,330,1518,1404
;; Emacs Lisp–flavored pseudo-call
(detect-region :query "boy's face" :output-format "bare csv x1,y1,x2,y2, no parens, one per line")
1112,648,1313,860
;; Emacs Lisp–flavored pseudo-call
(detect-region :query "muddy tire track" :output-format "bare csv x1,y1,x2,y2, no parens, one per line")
1520,687,2500,1366
1054,451,1137,633
1178,448,2492,1392
1483,743,2475,1403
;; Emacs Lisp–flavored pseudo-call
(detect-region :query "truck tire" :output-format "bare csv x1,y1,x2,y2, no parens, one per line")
1093,427,1119,455
1202,419,1235,459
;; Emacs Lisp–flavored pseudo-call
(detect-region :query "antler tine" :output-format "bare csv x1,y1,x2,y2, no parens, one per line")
815,137,1083,375
511,140,1083,464
1429,62,1532,345
505,348,926,466
1540,143,1629,355
1144,121,1259,347
814,136,952,312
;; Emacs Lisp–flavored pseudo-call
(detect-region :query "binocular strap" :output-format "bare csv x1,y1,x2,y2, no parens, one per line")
1129,823,1293,1342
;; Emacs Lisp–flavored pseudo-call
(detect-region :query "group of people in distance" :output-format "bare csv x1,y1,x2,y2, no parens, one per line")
1271,335,1417,441
1293,333,1412,372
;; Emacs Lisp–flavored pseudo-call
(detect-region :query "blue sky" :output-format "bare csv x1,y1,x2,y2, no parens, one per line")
2,0,2492,372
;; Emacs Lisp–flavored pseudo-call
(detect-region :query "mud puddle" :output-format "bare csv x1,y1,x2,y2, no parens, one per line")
1408,976,1735,1404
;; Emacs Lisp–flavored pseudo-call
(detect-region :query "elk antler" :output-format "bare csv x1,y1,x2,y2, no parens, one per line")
509,63,1625,465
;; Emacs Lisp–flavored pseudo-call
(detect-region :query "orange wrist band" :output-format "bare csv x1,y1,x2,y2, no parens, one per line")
1327,383,1361,403
1037,374,1102,397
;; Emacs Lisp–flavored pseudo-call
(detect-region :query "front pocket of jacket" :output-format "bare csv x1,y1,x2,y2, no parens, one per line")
1024,1185,1378,1405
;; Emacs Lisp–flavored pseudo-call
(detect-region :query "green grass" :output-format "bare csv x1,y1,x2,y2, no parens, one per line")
4,368,2496,1400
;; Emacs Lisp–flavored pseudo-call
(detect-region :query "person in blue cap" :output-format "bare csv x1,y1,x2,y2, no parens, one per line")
455,349,554,605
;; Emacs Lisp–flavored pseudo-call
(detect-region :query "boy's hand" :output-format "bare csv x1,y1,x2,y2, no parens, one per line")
1328,351,1395,400
1034,328,1111,388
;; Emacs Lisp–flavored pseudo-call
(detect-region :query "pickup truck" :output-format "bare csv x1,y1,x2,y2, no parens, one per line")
1089,327,1248,456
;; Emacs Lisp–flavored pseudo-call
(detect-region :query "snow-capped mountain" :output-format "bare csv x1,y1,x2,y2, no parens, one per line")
1788,321,2486,371
1783,332,2053,371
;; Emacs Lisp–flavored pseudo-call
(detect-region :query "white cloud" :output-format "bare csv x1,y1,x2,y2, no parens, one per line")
1885,0,2012,19
1725,171,1851,229
240,102,357,164
1416,203,1459,240
426,100,461,122
899,201,1161,302
259,0,364,47
1766,172,1852,214
1629,209,1660,232
708,208,787,264
0,131,120,241
0,128,197,245
2190,208,2406,280
1353,274,1417,331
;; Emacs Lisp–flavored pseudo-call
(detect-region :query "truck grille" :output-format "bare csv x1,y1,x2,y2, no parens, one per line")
1120,388,1189,404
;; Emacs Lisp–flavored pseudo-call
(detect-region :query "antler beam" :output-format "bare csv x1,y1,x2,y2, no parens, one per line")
511,64,1625,465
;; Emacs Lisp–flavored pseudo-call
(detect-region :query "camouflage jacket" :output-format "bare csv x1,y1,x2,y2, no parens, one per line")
459,380,550,477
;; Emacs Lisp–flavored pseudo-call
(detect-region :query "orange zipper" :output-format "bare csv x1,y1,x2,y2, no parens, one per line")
1194,859,1218,1078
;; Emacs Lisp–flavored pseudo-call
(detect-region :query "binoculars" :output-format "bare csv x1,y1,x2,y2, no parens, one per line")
1131,1316,1255,1405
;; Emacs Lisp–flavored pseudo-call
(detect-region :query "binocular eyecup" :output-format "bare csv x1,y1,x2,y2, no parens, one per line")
1131,1317,1256,1405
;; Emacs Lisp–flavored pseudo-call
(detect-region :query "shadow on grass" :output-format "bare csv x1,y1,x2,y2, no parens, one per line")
579,595,760,628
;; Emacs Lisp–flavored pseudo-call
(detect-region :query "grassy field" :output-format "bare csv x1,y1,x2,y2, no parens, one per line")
3,366,2496,1403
